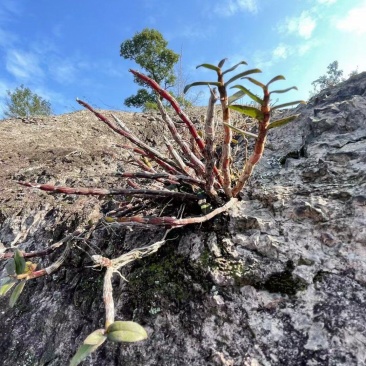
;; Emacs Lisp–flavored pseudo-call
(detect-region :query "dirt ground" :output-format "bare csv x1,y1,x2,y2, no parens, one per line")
0,104,251,215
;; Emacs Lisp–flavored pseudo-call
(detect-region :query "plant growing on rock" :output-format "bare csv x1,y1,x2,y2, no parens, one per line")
0,58,305,365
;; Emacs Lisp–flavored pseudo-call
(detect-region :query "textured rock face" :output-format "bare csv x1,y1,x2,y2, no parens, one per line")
0,73,366,366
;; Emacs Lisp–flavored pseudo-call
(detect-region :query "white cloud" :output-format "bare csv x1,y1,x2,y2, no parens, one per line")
5,49,44,80
214,0,258,16
281,11,317,39
336,3,366,35
255,39,319,72
273,44,289,59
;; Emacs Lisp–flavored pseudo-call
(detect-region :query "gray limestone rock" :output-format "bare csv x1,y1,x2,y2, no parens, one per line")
1,73,366,365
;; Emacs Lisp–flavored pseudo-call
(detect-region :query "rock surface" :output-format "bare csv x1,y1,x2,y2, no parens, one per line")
0,73,366,366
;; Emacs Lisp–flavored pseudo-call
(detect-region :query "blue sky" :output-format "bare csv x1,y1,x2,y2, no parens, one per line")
0,0,365,117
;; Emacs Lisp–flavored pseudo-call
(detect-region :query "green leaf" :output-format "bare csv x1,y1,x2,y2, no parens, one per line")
267,114,301,129
218,58,227,68
14,249,26,275
69,329,107,366
184,82,221,94
270,86,298,95
106,321,148,343
228,90,246,105
9,280,26,307
5,258,16,276
223,123,258,139
230,85,263,105
266,75,285,87
225,69,262,86
244,77,266,89
222,61,248,75
0,278,17,296
196,63,220,72
0,276,11,287
271,100,306,111
229,105,264,120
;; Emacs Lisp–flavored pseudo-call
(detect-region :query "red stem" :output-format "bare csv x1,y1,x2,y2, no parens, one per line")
130,69,224,187
76,99,180,175
19,181,198,200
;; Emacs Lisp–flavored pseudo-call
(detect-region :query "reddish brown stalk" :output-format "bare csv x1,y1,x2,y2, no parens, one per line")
19,181,198,200
130,70,205,149
115,142,181,175
204,87,219,199
130,70,223,187
127,153,157,174
157,98,205,177
217,71,232,198
119,172,203,187
114,143,148,156
111,197,237,227
28,242,72,279
76,99,180,175
231,89,271,197
126,179,140,189
190,135,204,160
125,154,179,186
150,155,184,175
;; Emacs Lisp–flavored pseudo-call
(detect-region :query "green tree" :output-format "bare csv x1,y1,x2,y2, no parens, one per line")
120,28,179,109
4,85,52,118
311,60,344,94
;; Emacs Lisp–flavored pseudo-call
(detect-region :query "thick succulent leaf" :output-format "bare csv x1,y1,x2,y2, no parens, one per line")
228,90,246,105
244,77,266,89
271,100,306,111
223,123,258,139
0,278,17,296
83,329,107,345
222,61,248,75
0,276,11,287
270,86,298,95
107,330,148,343
9,280,26,307
69,329,107,366
106,321,148,343
225,69,262,86
229,105,264,120
196,63,220,72
266,75,285,87
267,114,300,129
5,259,16,276
14,249,26,275
230,85,263,105
218,58,227,68
184,82,221,94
